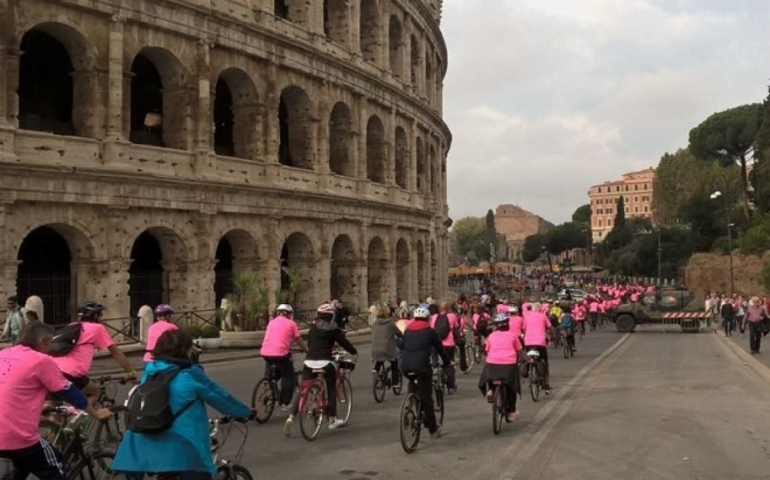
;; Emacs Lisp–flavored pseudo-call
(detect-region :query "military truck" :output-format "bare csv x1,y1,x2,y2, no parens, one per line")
612,288,714,333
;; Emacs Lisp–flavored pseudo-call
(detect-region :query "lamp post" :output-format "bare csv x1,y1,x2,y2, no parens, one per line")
710,190,735,295
656,223,662,285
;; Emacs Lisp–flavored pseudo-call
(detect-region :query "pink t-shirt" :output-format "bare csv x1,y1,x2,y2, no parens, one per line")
430,312,459,347
485,329,522,365
260,315,300,357
523,312,551,347
0,346,70,450
509,315,524,337
52,321,115,377
144,321,179,362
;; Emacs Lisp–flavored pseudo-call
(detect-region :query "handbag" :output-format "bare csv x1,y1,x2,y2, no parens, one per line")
760,316,770,336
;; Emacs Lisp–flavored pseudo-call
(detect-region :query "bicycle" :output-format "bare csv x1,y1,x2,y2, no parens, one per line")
490,378,512,435
251,353,302,423
561,329,574,359
91,376,132,448
38,405,117,480
525,349,546,402
399,370,445,453
372,361,402,403
432,363,448,396
297,350,355,441
577,321,586,340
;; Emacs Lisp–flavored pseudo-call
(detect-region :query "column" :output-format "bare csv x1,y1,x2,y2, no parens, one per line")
409,119,418,191
121,72,134,140
179,259,216,312
0,260,19,304
264,63,280,162
265,219,281,310
356,95,368,184
385,109,396,185
316,96,331,174
105,17,125,140
5,46,19,128
316,225,332,306
232,102,265,160
356,223,369,311
163,85,194,150
196,42,212,152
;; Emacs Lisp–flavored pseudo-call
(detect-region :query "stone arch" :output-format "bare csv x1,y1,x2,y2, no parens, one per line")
366,115,386,183
214,68,259,159
274,0,289,19
429,144,438,195
129,47,190,150
416,136,426,193
394,126,408,189
128,227,189,317
323,0,350,45
330,234,358,309
329,102,355,176
395,238,410,304
360,0,382,64
410,35,420,91
416,239,426,300
425,53,434,104
280,232,316,310
430,239,437,296
367,236,389,304
18,22,98,138
214,229,259,308
388,16,404,78
278,86,315,170
16,223,97,325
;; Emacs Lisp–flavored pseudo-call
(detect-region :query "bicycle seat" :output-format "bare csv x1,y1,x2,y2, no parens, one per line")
526,350,540,358
304,360,331,370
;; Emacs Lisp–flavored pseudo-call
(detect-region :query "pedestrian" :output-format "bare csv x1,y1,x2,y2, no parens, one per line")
743,296,767,354
721,298,735,337
2,296,24,345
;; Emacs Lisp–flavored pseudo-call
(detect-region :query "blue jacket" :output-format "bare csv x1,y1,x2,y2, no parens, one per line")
560,313,575,330
112,360,251,474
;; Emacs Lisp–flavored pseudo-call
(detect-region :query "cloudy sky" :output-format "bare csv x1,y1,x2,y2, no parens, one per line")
441,0,770,225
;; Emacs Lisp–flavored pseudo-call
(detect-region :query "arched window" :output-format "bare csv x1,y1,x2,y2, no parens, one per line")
389,16,404,77
360,0,382,64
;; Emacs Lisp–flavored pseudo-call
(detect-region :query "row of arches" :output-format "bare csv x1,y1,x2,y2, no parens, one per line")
13,224,439,324
15,25,444,193
273,0,444,103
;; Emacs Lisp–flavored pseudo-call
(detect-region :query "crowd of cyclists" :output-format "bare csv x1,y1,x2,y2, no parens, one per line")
0,277,652,479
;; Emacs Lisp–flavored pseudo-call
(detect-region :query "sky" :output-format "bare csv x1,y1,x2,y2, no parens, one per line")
441,0,770,225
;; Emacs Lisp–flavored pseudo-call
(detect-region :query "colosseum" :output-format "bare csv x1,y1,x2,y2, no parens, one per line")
0,0,452,324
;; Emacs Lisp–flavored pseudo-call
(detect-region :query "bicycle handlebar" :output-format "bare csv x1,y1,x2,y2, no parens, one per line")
96,375,130,385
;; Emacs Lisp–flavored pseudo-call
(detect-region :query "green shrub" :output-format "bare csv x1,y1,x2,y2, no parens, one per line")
186,324,203,339
200,324,220,339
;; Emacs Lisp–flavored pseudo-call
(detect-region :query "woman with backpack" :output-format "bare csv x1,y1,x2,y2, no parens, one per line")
143,304,179,363
113,329,254,480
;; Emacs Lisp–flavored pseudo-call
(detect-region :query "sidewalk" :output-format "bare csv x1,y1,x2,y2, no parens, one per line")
90,328,372,376
715,328,770,386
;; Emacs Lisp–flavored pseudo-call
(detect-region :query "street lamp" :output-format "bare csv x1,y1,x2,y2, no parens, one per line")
710,190,735,295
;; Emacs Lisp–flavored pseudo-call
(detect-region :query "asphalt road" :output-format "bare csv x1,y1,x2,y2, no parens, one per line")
93,327,770,480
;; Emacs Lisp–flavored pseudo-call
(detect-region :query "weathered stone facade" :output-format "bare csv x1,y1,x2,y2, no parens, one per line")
0,0,452,323
494,204,553,261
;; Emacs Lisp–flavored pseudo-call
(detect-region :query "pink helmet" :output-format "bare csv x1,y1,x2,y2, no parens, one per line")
317,303,335,316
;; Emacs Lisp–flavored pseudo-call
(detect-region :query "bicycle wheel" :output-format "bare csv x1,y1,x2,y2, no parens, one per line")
530,368,540,402
68,450,116,480
462,344,476,374
337,377,353,425
492,386,504,435
298,384,324,441
38,419,67,451
218,463,254,480
392,370,403,396
434,385,445,426
250,378,276,424
399,394,421,454
372,371,386,403
92,406,129,447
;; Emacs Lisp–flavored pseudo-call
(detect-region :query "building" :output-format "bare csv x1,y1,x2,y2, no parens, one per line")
494,204,554,261
588,168,656,242
0,0,452,324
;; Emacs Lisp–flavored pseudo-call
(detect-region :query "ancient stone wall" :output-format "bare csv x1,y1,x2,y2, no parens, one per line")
0,0,451,322
684,252,770,298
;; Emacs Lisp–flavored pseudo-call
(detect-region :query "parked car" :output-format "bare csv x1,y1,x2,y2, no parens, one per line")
557,288,588,302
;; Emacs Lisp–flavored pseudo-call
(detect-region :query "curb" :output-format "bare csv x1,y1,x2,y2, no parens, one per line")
91,329,373,376
713,330,770,386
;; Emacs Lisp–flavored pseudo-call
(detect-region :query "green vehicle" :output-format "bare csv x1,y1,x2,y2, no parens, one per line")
612,288,714,333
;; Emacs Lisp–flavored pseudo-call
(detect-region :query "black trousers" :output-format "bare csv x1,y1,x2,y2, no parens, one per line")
0,440,65,480
263,355,296,405
405,369,439,433
749,322,763,353
374,360,401,385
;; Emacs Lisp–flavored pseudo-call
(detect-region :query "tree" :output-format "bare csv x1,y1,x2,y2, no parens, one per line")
452,217,489,261
465,251,479,266
522,233,544,263
572,204,591,224
613,196,626,230
543,222,588,256
761,261,770,292
688,103,764,220
740,214,770,256
751,84,770,213
485,209,497,260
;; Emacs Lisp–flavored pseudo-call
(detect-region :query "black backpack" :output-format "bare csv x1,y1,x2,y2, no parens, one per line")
126,369,197,434
49,323,83,357
434,314,451,340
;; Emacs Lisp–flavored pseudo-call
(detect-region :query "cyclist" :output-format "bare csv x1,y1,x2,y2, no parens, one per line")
284,303,358,435
51,301,136,408
0,322,111,480
560,305,576,354
371,304,400,388
260,304,308,411
508,305,525,354
144,304,179,363
430,302,460,394
397,307,450,439
478,313,522,421
113,329,253,480
522,302,554,393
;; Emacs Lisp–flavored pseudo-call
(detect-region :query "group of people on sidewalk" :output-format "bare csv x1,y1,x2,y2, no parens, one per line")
708,293,770,354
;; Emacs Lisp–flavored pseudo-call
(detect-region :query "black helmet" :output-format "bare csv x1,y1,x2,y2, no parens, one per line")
77,301,105,320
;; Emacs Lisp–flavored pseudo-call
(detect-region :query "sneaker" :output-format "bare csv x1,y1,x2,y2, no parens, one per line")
448,387,458,395
279,403,291,412
507,412,520,422
372,369,378,374
545,385,552,395
283,417,294,437
328,419,346,430
430,425,442,439
486,390,493,403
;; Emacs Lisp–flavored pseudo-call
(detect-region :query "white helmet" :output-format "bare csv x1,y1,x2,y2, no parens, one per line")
508,305,519,314
276,304,293,314
413,307,430,319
